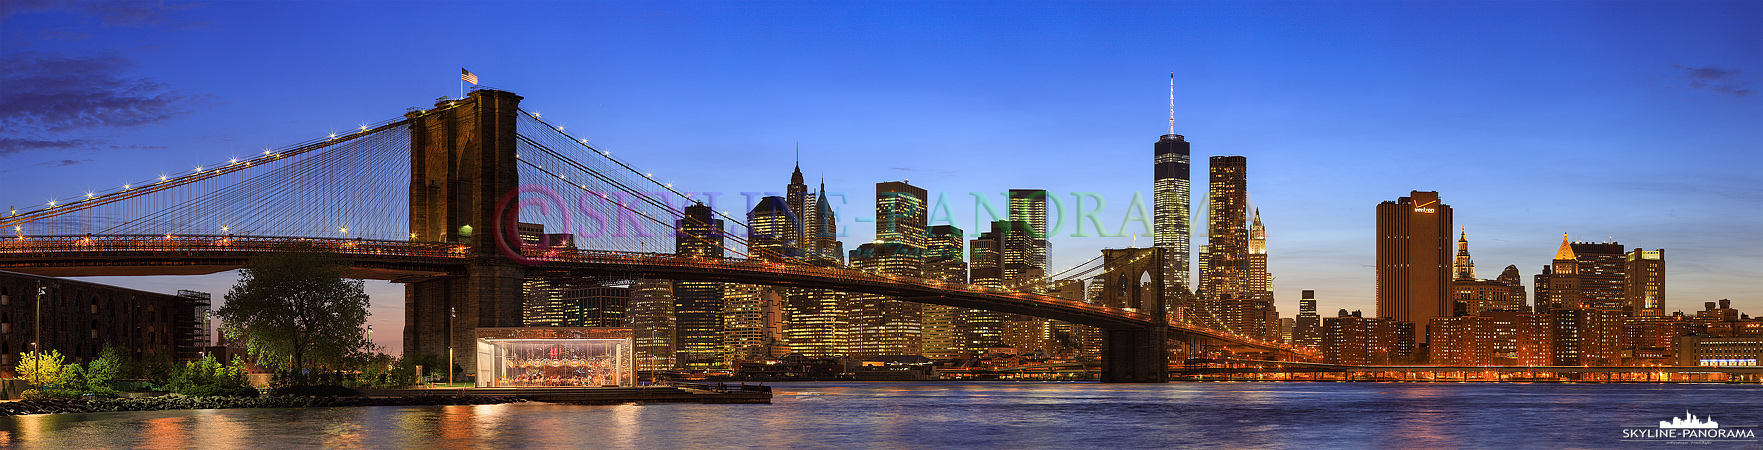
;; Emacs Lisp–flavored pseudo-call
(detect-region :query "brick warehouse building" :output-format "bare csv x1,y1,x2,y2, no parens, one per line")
0,270,208,373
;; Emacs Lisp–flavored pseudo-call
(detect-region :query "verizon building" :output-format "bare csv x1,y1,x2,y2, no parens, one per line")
1376,191,1453,343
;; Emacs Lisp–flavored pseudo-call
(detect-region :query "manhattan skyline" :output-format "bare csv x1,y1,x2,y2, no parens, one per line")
2,1,1758,355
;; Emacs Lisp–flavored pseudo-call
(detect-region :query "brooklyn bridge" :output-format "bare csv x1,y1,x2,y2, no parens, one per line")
0,89,1310,382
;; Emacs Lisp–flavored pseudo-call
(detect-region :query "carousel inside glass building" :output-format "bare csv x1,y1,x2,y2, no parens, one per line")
475,327,635,388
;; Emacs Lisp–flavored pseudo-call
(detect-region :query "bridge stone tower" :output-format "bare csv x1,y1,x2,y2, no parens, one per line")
403,89,527,373
1099,247,1169,382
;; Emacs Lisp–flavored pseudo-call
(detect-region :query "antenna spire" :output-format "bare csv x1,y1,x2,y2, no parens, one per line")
1168,72,1175,136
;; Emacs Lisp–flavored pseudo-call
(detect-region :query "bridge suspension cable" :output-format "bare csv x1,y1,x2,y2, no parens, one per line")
512,111,763,258
2,114,427,240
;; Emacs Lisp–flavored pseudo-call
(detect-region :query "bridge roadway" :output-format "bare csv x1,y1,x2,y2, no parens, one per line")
0,234,1293,351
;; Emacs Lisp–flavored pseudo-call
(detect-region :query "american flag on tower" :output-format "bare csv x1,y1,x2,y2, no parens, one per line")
461,68,478,85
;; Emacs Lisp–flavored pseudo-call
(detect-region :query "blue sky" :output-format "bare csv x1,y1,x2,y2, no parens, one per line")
3,1,1758,355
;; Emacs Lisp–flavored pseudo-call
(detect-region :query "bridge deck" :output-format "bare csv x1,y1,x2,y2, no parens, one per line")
1,234,1301,353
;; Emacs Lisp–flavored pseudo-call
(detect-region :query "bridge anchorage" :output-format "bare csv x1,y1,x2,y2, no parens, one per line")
0,89,1308,382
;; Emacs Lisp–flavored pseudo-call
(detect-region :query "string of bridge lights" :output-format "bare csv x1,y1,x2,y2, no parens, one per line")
2,113,424,238
511,120,767,260
519,109,757,241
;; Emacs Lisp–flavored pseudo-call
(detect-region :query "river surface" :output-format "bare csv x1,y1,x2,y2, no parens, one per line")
3,382,1761,449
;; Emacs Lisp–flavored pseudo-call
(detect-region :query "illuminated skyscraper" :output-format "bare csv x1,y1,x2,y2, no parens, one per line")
1154,73,1193,298
970,219,1057,354
1448,231,1526,316
1196,156,1270,337
1537,234,1582,311
1247,209,1271,300
1453,228,1476,281
673,203,726,369
1195,244,1210,298
786,158,808,249
920,225,972,360
786,180,849,358
846,242,924,358
844,181,929,358
1241,209,1278,339
726,196,796,364
969,220,1041,352
785,286,848,358
1452,264,1527,317
1008,189,1050,274
876,181,928,249
1626,249,1666,317
516,223,580,327
777,161,848,357
1571,241,1628,312
970,220,1040,285
1375,191,1453,343
802,181,844,263
1204,156,1249,299
747,196,799,261
723,283,788,364
528,285,628,327
626,279,676,371
1294,290,1321,348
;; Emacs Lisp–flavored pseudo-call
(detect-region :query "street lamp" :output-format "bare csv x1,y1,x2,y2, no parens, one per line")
28,341,40,391
448,307,456,387
33,282,45,389
34,282,43,344
204,310,216,347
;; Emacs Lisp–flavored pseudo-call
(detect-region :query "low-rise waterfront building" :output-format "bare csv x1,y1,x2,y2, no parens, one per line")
0,270,207,372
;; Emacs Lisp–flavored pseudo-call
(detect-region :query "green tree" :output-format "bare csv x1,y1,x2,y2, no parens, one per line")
84,346,127,390
18,350,66,389
62,363,86,391
217,244,374,376
136,351,175,384
386,355,420,387
167,354,256,397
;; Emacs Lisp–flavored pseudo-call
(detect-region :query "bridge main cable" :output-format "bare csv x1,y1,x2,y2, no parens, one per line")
1,116,420,233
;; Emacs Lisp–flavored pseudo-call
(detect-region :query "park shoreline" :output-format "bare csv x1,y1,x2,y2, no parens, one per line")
0,394,523,416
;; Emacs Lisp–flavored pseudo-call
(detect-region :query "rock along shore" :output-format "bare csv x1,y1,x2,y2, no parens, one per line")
0,395,524,416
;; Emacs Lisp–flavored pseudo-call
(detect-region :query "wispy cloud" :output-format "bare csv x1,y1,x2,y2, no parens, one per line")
37,158,95,168
0,52,204,155
108,144,167,151
1673,65,1754,98
78,0,199,28
0,51,196,133
37,28,91,41
0,0,198,28
0,137,91,157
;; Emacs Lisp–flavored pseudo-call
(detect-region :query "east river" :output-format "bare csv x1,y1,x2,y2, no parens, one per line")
3,382,1760,449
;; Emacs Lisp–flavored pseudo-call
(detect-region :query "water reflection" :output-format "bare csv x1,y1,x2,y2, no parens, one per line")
608,403,639,447
189,409,245,450
0,383,1758,449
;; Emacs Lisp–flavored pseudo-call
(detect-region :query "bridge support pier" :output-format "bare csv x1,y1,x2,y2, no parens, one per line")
404,261,525,377
1102,327,1169,382
402,89,527,376
1097,247,1168,382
